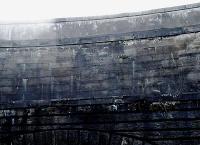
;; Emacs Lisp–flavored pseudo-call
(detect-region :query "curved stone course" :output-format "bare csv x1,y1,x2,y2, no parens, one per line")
1,3,200,145
0,3,200,105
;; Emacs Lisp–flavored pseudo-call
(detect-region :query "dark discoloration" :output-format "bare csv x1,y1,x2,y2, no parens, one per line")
1,3,200,145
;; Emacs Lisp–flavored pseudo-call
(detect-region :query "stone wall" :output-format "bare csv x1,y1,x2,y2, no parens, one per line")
1,3,200,145
0,3,200,104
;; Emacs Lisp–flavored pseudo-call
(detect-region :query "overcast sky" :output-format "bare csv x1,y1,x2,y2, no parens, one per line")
0,0,199,22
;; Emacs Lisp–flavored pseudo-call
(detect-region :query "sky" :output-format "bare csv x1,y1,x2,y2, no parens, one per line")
0,0,199,22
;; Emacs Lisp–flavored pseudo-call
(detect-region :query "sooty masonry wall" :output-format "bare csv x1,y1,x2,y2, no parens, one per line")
0,3,200,103
1,3,200,145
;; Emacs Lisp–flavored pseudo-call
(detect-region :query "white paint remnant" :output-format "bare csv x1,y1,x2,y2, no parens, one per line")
121,137,128,145
132,60,135,78
22,78,28,100
93,22,98,30
123,40,136,46
70,75,74,95
170,53,176,65
110,104,118,111
41,83,44,98
8,26,12,40
23,63,26,73
22,79,28,92
127,17,137,24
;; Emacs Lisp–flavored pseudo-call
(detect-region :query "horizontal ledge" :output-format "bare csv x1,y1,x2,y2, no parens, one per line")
0,24,200,48
1,93,200,109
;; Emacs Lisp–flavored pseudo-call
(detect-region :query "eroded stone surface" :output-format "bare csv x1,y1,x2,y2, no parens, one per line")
0,2,200,145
